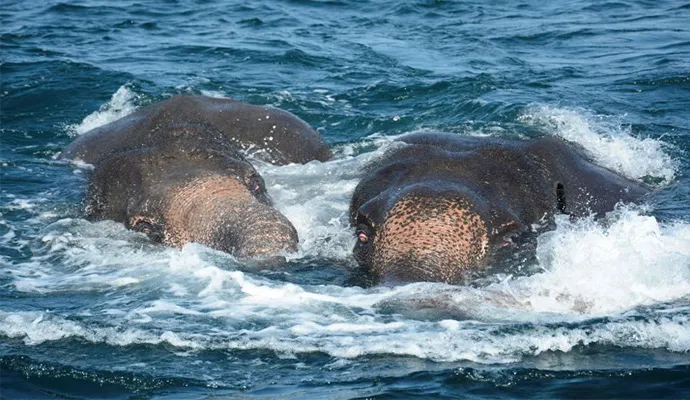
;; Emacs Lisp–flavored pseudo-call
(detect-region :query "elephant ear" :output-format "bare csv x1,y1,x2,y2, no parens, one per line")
526,137,651,218
85,149,149,223
561,157,651,218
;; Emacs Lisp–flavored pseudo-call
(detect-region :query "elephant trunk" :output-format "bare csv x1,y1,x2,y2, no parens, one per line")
163,176,298,259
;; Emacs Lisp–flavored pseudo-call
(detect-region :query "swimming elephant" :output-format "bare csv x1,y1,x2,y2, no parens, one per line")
60,95,331,260
349,132,650,285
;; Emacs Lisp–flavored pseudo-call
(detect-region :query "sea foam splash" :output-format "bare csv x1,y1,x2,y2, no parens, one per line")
2,257,689,364
2,213,689,364
518,105,678,183
493,207,690,316
253,136,404,260
4,168,689,364
67,85,141,136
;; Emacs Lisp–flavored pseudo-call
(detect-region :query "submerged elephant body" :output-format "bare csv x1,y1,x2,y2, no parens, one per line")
350,133,649,284
61,95,331,259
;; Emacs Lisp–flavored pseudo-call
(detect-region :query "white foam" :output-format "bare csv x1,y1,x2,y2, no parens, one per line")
9,219,174,293
1,304,687,363
487,207,690,316
68,159,95,170
0,311,202,348
3,232,689,364
68,85,141,135
253,138,404,260
7,199,36,210
518,105,678,183
199,90,228,98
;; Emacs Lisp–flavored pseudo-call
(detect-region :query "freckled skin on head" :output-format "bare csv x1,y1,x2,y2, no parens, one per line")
350,132,650,285
372,194,488,284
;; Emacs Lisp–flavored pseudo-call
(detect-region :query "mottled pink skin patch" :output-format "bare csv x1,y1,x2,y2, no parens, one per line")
371,194,489,284
161,175,297,258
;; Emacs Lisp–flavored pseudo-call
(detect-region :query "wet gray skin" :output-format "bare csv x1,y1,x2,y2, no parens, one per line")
60,95,332,261
350,133,651,285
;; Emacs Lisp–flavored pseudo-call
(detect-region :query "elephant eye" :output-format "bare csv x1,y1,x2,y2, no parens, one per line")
135,221,154,234
129,217,163,242
355,223,373,245
246,174,263,192
245,173,272,205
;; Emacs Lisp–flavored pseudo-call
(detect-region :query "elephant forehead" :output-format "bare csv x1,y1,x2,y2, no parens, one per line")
167,175,254,209
374,195,489,268
161,176,253,244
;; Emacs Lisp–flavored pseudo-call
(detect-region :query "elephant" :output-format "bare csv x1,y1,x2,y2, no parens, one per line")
60,95,331,260
349,132,650,284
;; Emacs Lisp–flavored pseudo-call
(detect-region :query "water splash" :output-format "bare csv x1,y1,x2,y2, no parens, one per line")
497,207,690,316
67,85,141,136
4,172,689,364
518,105,678,183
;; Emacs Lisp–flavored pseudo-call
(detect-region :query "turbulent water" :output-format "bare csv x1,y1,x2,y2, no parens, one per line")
2,1,690,398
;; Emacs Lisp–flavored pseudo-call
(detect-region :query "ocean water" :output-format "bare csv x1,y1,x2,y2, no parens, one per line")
1,0,689,398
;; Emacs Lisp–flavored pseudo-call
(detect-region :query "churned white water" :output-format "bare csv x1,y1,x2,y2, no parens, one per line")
519,105,678,183
67,85,142,136
2,90,688,364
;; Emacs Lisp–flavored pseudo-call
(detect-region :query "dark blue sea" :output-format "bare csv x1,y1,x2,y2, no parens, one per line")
2,1,690,398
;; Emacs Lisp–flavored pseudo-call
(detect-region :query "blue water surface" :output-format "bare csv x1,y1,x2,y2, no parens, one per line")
2,1,690,399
